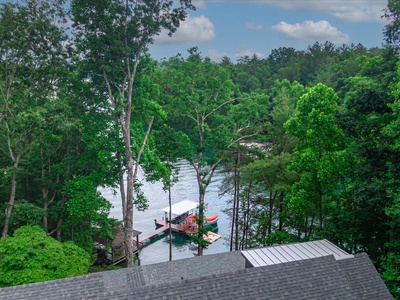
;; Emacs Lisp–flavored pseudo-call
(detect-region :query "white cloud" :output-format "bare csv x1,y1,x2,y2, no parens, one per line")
155,15,215,45
192,0,207,9
272,20,350,44
205,46,264,62
246,22,264,31
248,0,386,23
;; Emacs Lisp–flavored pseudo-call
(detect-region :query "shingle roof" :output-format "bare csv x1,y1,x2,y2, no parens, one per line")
338,252,392,299
0,243,393,300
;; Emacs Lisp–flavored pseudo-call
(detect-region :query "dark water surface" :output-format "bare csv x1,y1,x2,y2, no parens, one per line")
100,160,231,265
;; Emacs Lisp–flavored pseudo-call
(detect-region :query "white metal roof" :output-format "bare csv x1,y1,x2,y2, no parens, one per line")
161,199,198,216
241,239,354,267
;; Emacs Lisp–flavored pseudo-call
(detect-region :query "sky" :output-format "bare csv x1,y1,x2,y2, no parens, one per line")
150,0,389,62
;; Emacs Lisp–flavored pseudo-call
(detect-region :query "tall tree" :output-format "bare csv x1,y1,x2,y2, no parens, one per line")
285,84,347,238
0,0,69,238
160,48,259,255
234,80,303,248
71,0,194,267
335,49,398,258
384,0,400,48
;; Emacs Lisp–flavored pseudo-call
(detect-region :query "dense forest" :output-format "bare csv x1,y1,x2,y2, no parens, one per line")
0,0,400,297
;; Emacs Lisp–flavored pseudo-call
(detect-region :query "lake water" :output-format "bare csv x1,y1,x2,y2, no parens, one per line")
100,160,232,265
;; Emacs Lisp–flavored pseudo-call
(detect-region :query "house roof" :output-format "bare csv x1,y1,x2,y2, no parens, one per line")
0,242,393,300
161,199,198,215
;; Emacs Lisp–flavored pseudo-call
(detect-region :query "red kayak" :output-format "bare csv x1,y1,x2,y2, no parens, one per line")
186,214,219,225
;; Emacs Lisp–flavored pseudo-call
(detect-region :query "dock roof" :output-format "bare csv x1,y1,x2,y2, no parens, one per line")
161,199,198,215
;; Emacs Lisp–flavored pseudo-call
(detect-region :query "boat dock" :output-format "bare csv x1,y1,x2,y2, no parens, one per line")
112,200,221,265
138,224,169,243
139,199,221,244
138,221,221,245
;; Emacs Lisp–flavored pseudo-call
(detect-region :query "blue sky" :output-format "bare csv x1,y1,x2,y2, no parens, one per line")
151,0,388,62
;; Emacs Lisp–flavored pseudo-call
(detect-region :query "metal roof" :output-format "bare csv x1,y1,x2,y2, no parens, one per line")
161,199,198,216
241,239,354,267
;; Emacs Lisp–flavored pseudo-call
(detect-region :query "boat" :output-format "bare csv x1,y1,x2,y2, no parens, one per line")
186,214,219,226
205,214,219,225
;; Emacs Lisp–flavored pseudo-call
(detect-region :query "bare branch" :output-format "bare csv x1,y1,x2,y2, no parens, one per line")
204,98,234,120
133,115,155,178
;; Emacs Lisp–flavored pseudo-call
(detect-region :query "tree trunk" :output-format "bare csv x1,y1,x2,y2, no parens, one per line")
268,191,273,235
122,116,154,267
168,184,172,261
122,120,135,267
117,152,126,220
197,191,205,256
278,192,284,231
242,181,252,249
319,188,323,230
2,172,18,238
230,163,237,251
2,125,28,238
234,147,240,251
307,214,315,240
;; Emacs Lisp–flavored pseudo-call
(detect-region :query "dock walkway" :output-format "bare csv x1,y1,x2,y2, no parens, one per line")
138,225,169,243
139,221,221,243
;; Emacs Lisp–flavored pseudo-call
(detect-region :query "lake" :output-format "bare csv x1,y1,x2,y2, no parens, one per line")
100,160,232,265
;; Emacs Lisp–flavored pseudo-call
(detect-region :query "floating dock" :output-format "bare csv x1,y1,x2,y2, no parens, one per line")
204,231,221,243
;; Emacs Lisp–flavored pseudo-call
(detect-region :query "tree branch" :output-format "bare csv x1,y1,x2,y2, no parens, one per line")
133,115,155,178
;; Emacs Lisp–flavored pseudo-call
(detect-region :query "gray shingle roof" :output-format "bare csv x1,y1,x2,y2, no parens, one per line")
0,245,393,299
338,252,392,299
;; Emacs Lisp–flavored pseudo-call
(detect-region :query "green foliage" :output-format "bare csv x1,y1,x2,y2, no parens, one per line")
334,51,399,263
63,176,112,253
268,79,305,154
384,0,400,48
381,245,400,299
0,200,43,233
285,84,348,234
0,0,398,286
0,225,90,287
263,230,301,246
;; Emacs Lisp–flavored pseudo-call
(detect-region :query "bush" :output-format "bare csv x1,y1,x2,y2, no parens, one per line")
0,225,91,287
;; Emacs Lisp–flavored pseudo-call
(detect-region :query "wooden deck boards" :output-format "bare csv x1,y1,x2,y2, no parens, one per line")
138,225,169,243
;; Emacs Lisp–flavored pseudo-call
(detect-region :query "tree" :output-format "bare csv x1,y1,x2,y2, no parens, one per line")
233,80,303,248
152,125,191,260
335,49,398,258
62,176,112,253
71,0,194,267
300,42,338,85
0,225,91,287
267,47,301,85
0,0,69,238
160,48,259,255
383,0,400,48
378,60,400,298
285,84,347,238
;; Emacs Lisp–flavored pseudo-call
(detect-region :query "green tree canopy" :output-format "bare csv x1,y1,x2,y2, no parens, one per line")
0,225,91,287
285,83,348,236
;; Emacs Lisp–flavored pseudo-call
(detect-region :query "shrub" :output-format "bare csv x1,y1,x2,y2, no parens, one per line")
0,225,91,287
